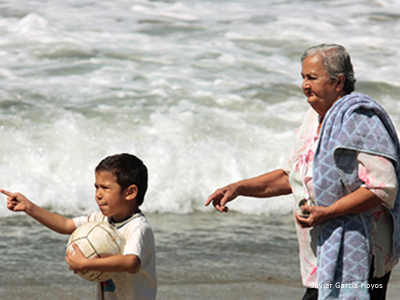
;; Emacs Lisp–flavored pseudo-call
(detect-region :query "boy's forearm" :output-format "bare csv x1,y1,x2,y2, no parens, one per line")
81,254,141,274
26,202,76,234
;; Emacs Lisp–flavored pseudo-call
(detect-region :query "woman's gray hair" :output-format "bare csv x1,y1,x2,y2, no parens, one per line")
301,44,356,94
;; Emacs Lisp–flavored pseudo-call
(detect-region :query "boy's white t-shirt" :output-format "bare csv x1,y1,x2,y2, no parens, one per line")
73,212,157,300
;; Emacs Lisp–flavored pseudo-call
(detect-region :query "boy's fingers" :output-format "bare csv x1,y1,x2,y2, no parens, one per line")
0,189,11,197
1,190,18,202
72,243,83,255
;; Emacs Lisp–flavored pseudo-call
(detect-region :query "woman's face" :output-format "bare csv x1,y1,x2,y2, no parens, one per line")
301,54,345,118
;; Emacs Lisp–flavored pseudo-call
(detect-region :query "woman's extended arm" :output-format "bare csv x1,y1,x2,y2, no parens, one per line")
205,169,292,212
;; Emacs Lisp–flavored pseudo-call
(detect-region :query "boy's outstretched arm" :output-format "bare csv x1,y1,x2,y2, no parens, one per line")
1,189,76,234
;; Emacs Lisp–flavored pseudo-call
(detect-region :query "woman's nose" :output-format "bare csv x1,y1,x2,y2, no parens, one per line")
302,78,309,89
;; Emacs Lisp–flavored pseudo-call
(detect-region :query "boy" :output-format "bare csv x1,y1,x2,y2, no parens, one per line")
1,153,157,300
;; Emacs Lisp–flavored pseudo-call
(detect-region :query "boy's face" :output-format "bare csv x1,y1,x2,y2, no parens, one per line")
94,170,130,222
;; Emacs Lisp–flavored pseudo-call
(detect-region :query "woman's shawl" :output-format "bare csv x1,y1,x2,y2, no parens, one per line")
313,93,400,300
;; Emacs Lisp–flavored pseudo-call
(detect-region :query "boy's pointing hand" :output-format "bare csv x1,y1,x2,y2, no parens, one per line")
0,189,32,212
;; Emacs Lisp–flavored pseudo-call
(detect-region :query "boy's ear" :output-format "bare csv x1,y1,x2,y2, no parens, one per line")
125,184,138,201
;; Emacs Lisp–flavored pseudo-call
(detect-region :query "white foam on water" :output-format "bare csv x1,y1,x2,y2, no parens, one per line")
1,0,400,217
0,95,297,217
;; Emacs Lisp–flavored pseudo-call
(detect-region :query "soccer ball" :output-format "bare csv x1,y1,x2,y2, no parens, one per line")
66,221,126,282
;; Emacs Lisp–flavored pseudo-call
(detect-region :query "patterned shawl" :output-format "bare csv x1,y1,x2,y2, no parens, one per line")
313,93,400,300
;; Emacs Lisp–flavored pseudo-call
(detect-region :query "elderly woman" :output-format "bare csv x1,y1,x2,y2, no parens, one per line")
205,44,400,300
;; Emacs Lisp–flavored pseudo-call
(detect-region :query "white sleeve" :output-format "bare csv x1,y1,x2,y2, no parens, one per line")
357,152,398,209
121,217,154,266
72,212,106,228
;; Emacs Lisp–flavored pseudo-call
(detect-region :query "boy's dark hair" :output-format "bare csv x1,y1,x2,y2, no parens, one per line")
95,153,148,206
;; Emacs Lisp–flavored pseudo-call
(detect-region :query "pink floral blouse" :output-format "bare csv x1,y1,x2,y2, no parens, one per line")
283,108,399,288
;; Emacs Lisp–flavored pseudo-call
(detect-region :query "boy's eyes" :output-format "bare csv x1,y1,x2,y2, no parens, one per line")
94,185,109,190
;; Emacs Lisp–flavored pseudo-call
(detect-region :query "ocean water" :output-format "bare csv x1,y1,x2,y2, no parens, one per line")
1,0,400,299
